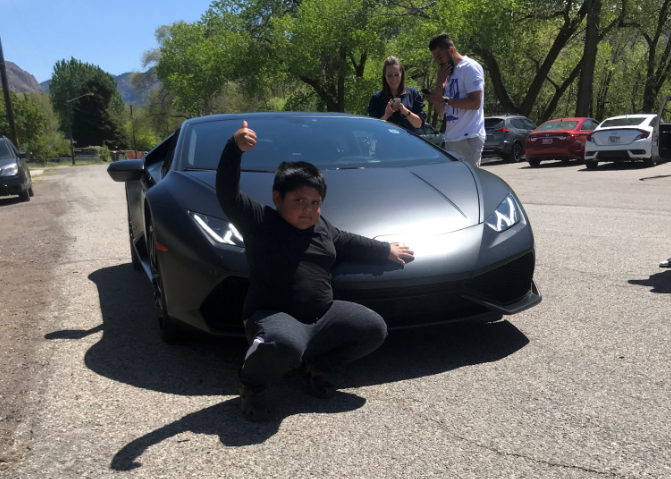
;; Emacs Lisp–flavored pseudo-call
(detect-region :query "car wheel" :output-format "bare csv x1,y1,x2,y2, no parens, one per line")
28,182,34,197
585,160,598,170
528,158,541,168
512,143,523,163
19,189,30,202
128,209,143,271
643,156,658,168
146,213,182,344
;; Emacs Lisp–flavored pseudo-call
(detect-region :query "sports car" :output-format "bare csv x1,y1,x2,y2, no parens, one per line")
108,113,541,342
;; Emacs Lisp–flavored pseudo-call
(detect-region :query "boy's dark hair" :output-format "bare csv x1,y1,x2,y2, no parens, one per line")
273,161,327,200
429,33,455,51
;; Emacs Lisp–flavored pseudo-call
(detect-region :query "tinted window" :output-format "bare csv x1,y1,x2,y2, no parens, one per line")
180,116,449,171
600,117,649,128
510,119,525,129
580,120,595,131
485,118,505,129
0,141,14,160
523,119,536,130
535,121,579,132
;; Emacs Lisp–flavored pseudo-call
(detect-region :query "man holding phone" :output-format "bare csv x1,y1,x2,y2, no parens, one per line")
424,33,486,168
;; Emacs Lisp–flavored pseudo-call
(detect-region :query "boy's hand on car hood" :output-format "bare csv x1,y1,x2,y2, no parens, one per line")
388,243,415,266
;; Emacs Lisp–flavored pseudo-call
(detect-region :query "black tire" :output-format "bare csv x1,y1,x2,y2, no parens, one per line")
19,189,30,202
528,158,541,168
28,185,34,197
128,209,143,271
643,156,658,168
585,160,598,170
146,213,182,344
512,142,524,163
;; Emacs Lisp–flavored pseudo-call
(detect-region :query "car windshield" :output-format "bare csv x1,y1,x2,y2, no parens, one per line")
600,117,649,128
485,119,504,129
535,121,579,132
0,141,14,160
179,116,450,171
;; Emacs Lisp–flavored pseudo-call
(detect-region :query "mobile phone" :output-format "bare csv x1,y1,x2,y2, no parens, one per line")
421,88,432,95
392,97,402,105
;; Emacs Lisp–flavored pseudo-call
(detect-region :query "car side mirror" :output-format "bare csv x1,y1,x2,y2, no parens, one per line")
18,152,27,159
107,159,145,182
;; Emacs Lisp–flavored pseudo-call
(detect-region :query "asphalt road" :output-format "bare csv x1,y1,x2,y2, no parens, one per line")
1,159,670,478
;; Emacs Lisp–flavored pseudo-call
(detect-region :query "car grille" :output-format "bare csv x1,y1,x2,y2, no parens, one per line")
596,151,630,160
463,252,534,304
199,252,535,331
335,284,489,328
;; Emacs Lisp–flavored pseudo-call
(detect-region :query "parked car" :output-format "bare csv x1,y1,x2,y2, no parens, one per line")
0,136,33,202
584,114,659,169
417,123,445,148
652,96,671,165
525,117,599,167
107,113,541,343
483,115,537,163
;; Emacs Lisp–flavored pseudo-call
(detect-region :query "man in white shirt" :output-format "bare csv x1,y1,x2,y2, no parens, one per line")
424,33,486,168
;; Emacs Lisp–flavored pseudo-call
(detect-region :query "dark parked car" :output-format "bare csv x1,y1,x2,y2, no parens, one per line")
483,115,537,162
0,136,33,202
525,117,599,167
107,113,541,343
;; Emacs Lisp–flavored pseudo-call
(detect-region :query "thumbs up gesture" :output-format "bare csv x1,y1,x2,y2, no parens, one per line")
234,121,257,152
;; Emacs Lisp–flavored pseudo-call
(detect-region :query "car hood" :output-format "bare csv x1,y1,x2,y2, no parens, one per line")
182,161,480,238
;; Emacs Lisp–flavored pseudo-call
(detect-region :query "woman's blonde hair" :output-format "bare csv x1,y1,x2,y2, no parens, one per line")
382,56,407,97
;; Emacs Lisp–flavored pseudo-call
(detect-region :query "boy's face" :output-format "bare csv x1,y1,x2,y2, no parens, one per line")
273,186,323,230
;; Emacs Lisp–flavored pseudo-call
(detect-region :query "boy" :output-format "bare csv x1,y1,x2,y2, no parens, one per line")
216,122,414,421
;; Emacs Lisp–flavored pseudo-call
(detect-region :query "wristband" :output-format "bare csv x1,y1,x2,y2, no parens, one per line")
443,97,452,106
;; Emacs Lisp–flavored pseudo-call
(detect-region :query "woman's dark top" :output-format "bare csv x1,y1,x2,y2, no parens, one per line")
367,86,427,133
216,138,391,323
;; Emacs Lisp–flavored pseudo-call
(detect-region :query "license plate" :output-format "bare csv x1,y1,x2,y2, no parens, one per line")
542,139,553,144
608,136,621,143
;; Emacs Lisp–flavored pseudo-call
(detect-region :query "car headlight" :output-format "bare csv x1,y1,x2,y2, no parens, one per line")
485,194,521,233
0,163,19,177
189,211,244,247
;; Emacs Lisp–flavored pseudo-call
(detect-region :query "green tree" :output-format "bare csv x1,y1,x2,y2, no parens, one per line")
49,58,127,147
0,88,47,147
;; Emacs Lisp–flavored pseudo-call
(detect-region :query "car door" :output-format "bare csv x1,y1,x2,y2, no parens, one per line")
127,132,179,252
653,96,671,161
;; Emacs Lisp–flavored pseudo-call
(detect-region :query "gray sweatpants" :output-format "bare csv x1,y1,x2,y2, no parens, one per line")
240,300,388,388
445,136,485,168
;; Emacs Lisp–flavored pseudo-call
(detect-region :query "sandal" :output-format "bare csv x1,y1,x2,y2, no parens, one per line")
239,384,270,422
301,360,337,399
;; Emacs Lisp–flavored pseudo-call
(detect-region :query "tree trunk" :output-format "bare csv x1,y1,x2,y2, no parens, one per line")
575,0,601,117
337,45,346,112
541,59,583,122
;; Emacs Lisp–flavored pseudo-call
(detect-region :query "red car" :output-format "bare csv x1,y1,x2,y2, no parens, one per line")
525,117,600,167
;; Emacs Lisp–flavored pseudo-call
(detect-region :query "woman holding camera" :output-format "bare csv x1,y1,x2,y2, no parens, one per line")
368,56,426,133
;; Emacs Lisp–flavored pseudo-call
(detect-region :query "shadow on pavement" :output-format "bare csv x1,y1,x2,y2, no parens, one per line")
45,263,529,463
577,162,650,172
628,270,671,293
520,160,582,169
0,196,23,207
110,390,366,471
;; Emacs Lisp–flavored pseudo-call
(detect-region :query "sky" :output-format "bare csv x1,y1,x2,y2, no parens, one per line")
0,0,215,82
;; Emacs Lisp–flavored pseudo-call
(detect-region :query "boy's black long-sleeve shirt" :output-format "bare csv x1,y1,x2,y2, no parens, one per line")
216,138,391,323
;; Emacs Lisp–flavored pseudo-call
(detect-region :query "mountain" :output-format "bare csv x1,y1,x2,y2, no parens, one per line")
10,62,160,105
5,62,43,93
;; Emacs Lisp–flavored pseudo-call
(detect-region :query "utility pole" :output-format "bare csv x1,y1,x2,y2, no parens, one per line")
0,34,19,148
130,104,137,158
67,92,94,165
